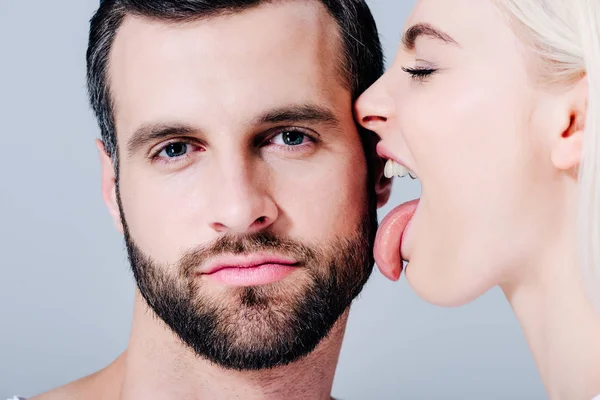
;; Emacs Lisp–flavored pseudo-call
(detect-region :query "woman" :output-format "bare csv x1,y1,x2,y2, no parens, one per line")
356,1,600,399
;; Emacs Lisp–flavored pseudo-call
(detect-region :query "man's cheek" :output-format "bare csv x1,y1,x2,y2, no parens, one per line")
123,194,185,258
294,182,361,236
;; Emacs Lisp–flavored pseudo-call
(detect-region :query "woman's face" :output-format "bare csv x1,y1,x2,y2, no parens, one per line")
356,0,574,305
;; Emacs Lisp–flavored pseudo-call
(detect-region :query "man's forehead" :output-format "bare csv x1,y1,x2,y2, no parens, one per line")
115,1,339,45
108,0,349,139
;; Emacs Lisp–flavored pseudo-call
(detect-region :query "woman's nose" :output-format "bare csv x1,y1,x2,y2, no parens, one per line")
355,75,396,137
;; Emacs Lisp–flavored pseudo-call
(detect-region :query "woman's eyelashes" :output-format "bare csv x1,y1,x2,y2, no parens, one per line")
401,65,438,82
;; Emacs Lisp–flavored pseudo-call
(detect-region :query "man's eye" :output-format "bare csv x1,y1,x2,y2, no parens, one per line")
271,130,309,146
159,142,188,158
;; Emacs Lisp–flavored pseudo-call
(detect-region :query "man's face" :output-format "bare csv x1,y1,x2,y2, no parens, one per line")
100,0,378,369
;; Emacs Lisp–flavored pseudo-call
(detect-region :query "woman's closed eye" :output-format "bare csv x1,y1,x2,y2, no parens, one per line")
401,66,438,82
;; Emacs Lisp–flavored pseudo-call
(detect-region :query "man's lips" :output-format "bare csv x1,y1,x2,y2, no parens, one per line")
202,254,299,274
200,254,299,286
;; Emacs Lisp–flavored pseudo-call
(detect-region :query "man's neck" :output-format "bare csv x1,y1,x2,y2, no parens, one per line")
117,293,347,400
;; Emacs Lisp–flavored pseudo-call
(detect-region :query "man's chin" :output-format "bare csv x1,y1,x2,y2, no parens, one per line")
192,282,317,341
200,299,348,372
163,276,340,370
197,271,314,306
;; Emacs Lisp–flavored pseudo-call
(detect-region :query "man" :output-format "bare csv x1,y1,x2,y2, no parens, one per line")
28,0,389,398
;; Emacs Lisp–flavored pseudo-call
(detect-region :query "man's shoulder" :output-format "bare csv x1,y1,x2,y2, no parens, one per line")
5,382,82,400
23,376,95,400
22,353,124,400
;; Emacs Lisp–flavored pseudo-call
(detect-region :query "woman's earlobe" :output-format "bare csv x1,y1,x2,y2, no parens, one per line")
551,126,583,172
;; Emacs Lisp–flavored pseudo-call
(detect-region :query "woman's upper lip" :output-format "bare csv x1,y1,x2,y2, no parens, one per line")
376,142,409,169
201,253,299,274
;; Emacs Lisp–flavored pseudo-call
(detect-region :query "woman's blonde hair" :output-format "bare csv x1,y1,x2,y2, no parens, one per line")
494,0,600,297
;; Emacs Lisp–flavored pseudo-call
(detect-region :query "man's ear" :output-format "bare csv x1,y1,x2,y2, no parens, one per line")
372,153,393,208
550,77,587,175
96,139,124,234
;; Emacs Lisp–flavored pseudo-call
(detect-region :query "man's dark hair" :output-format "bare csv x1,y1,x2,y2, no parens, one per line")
86,0,384,164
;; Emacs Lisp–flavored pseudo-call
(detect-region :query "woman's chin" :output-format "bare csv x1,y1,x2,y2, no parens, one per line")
404,257,495,307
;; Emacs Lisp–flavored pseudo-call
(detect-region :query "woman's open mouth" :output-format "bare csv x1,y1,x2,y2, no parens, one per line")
375,198,419,281
376,143,421,280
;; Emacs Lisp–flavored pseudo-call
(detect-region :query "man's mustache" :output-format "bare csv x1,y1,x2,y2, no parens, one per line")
178,231,317,277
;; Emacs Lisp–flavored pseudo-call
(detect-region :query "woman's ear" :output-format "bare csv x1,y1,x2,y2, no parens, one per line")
551,77,588,174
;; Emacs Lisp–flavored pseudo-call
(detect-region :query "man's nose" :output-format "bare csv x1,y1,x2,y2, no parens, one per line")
355,74,396,137
206,157,278,235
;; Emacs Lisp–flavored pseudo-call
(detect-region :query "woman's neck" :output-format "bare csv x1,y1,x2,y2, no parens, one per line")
502,233,600,400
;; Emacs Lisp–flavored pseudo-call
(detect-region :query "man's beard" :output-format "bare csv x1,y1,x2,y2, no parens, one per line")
119,193,377,371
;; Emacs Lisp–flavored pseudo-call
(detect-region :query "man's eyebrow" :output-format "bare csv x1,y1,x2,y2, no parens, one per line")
127,123,197,156
255,104,341,129
402,23,459,51
125,105,340,156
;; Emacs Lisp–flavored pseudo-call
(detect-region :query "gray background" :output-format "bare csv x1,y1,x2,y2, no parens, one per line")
0,1,546,398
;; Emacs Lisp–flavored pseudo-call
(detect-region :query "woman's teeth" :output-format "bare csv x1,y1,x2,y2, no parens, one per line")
384,159,417,179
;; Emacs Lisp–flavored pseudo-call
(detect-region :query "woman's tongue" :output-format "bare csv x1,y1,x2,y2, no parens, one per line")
374,199,419,281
